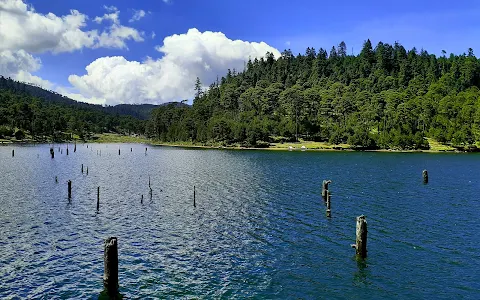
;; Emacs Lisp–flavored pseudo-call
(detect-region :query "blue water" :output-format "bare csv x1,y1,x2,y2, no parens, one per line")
0,144,479,299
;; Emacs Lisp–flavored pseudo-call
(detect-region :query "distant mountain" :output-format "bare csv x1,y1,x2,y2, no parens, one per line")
0,76,189,120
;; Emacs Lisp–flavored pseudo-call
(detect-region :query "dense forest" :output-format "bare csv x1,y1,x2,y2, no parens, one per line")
0,77,147,141
146,40,480,150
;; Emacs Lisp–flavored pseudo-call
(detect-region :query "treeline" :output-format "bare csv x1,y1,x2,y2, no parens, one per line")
146,40,480,149
0,76,158,120
0,80,146,141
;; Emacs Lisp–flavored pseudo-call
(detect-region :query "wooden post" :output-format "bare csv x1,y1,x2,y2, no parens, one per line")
66,147,69,155
103,237,118,298
322,180,331,200
12,149,14,157
149,187,153,200
141,195,143,204
118,148,120,155
86,167,89,175
97,187,100,211
55,176,58,183
194,186,196,207
50,147,55,159
422,170,428,184
68,180,72,199
149,176,151,188
74,143,77,153
353,215,367,259
131,148,132,152
326,191,331,217
61,149,63,154
81,164,84,173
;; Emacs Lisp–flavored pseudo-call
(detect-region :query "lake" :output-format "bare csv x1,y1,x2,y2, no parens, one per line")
0,144,479,299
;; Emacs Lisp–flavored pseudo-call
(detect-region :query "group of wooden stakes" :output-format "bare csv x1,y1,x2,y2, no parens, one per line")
10,145,430,298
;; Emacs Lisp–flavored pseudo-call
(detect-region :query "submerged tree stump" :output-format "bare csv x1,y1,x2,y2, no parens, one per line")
321,180,332,199
97,186,100,211
103,237,119,298
67,180,72,198
354,215,367,259
423,170,428,184
326,191,331,217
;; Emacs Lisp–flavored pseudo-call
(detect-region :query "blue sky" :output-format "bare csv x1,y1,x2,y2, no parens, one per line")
1,0,480,105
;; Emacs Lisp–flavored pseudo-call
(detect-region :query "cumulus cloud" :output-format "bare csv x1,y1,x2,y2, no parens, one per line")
129,9,147,23
0,49,53,89
0,0,143,53
0,0,144,92
68,28,281,105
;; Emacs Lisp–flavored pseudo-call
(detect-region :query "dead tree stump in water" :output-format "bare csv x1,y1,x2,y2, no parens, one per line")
423,170,428,184
352,215,367,259
97,187,100,211
326,191,331,217
322,180,332,200
67,180,72,199
103,237,119,298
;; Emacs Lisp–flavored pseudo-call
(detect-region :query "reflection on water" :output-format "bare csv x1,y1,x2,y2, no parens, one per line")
0,144,480,298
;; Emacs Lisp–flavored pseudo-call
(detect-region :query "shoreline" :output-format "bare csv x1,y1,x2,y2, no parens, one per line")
2,137,476,154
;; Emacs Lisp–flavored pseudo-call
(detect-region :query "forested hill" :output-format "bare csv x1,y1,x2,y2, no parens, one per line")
147,40,480,150
0,77,151,141
0,76,159,120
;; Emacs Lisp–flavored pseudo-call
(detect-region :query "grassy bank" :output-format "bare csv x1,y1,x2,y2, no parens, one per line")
2,132,475,153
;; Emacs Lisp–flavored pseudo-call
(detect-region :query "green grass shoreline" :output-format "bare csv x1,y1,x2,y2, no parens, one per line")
2,133,478,153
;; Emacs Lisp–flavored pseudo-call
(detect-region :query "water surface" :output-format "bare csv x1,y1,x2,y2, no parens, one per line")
0,144,479,299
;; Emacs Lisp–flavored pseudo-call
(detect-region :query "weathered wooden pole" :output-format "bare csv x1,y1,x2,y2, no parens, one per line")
55,176,58,183
194,186,196,207
12,149,14,157
422,170,428,184
141,195,143,204
50,147,55,159
86,167,89,175
68,180,72,199
81,164,84,173
149,176,151,188
97,187,100,211
74,143,77,153
130,148,132,152
353,215,367,259
103,237,119,298
66,147,69,155
326,191,331,217
322,180,332,200
118,148,120,155
61,149,63,154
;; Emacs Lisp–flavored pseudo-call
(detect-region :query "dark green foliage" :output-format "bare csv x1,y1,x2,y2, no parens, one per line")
0,77,146,140
147,41,480,149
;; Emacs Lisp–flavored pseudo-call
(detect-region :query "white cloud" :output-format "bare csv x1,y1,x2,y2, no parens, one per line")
151,31,156,39
0,0,144,93
129,9,146,23
0,0,143,53
0,49,53,89
68,28,281,105
56,86,107,105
